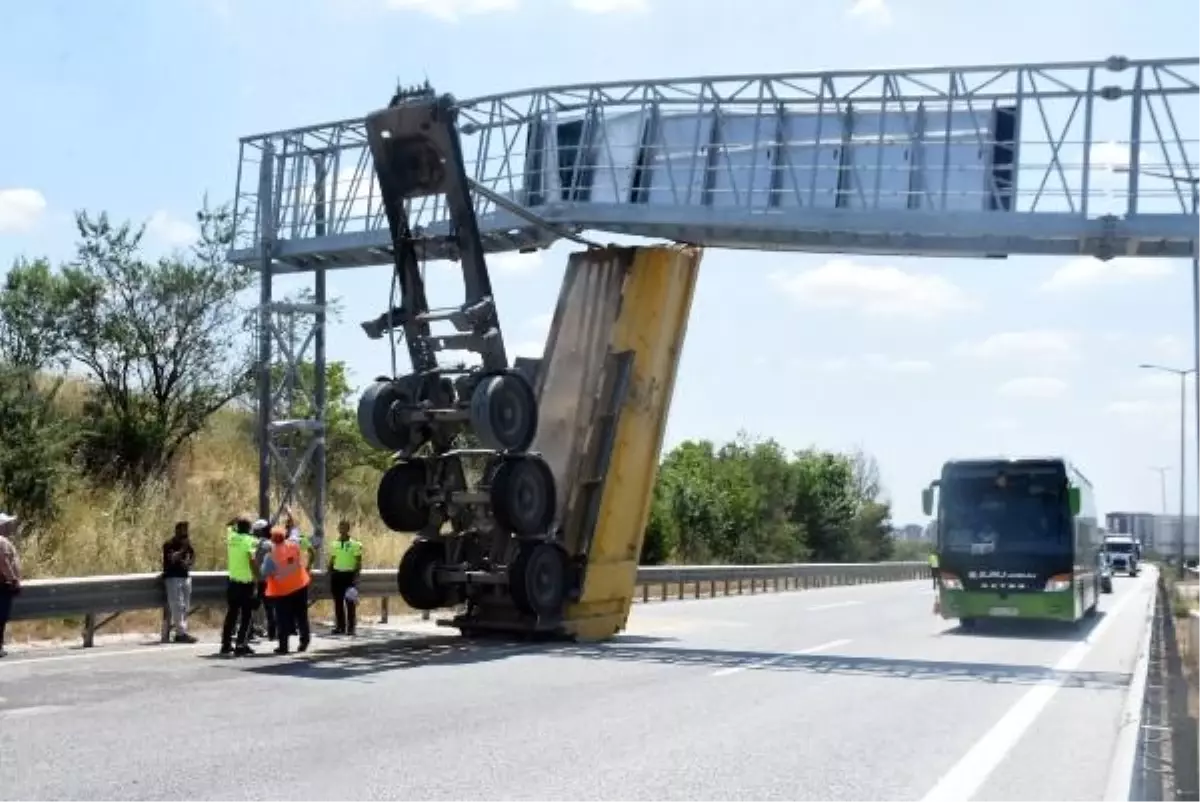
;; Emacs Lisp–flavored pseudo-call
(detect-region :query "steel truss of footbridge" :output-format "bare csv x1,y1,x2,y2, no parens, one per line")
229,55,1198,273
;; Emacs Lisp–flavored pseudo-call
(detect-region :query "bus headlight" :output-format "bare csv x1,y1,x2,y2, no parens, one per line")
940,573,963,590
1044,573,1072,592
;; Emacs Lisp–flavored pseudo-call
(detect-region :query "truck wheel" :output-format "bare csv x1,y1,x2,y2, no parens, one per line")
508,540,569,618
397,538,455,611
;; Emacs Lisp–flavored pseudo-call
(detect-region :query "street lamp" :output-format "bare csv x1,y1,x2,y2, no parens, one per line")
1139,363,1197,576
1116,164,1200,552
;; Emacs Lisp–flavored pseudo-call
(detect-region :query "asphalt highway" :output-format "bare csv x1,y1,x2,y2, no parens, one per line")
0,569,1156,801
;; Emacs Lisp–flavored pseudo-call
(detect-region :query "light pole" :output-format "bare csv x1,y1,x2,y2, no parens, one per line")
1140,363,1196,576
1118,164,1200,571
1150,466,1171,514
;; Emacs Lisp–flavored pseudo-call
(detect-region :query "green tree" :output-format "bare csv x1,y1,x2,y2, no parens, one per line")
0,258,75,525
641,433,893,566
56,203,254,483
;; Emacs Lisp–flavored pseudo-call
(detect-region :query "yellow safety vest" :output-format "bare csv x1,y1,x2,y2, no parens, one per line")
331,539,363,572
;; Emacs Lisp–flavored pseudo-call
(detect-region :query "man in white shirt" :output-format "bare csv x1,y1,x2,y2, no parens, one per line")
250,519,276,641
0,512,23,658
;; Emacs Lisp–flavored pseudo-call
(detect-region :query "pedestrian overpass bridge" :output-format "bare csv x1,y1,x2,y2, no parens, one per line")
228,54,1200,555
228,55,1198,274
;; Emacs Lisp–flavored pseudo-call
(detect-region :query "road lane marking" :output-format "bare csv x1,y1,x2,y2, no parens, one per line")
919,574,1151,802
711,638,851,677
0,642,212,668
806,601,864,611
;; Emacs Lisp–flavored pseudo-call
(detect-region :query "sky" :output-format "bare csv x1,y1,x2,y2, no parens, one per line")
0,0,1198,526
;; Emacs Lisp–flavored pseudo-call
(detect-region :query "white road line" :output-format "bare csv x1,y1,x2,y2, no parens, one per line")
919,575,1151,802
806,601,864,611
0,642,212,668
711,638,851,677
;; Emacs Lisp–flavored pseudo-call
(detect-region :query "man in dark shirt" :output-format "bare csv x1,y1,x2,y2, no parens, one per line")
162,522,197,644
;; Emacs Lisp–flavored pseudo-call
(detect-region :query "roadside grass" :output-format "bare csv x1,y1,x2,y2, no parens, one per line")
7,404,411,644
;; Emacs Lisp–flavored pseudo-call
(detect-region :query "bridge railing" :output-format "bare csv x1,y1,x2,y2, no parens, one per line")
9,561,926,647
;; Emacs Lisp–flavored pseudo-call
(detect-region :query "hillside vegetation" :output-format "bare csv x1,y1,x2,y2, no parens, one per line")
0,204,901,592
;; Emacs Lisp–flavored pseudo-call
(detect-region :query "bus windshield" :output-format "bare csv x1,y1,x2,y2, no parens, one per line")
1105,541,1134,554
939,468,1071,556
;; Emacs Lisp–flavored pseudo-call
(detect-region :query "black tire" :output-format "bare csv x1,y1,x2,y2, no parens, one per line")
357,380,411,452
490,456,557,536
397,538,452,611
377,460,431,533
469,371,539,452
508,540,569,618
959,617,978,631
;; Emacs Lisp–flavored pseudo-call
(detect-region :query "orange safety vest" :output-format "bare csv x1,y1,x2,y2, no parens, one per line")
264,540,310,598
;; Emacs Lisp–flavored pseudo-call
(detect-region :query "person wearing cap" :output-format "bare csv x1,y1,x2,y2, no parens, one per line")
0,512,21,659
262,524,311,654
220,514,259,657
250,518,276,642
327,520,363,636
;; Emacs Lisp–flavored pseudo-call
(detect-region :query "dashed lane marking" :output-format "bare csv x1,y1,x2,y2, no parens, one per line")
711,638,852,677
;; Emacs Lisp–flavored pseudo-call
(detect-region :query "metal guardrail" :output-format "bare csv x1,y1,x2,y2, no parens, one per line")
10,561,926,646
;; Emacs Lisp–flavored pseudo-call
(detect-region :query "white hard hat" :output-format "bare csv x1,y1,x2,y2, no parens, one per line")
251,518,269,532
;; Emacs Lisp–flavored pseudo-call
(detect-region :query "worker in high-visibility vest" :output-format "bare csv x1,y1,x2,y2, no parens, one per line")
221,514,260,657
327,520,363,636
928,551,940,590
262,525,312,655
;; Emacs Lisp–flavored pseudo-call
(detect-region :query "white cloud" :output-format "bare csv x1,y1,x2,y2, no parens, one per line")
847,0,892,26
0,188,47,234
510,340,546,358
1090,141,1130,171
490,252,543,276
1136,371,1187,393
812,357,853,372
1152,334,1187,361
998,376,1068,399
145,211,199,249
984,416,1021,431
504,312,554,359
571,0,648,11
955,329,1079,363
862,353,935,374
1040,256,1173,292
383,0,518,21
802,353,932,374
769,259,971,319
382,0,647,18
1107,399,1175,417
524,312,553,334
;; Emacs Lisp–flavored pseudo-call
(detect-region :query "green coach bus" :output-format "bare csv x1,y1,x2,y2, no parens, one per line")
921,456,1102,628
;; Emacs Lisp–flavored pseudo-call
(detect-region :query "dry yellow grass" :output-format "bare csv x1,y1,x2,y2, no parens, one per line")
8,402,414,643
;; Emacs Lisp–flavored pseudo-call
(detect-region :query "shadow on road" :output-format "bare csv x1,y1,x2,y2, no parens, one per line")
552,641,1132,690
235,630,676,682
230,625,1128,691
941,610,1110,642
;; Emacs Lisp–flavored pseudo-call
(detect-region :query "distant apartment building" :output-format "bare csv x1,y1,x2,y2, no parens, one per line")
1106,511,1199,559
891,524,927,542
1151,514,1200,560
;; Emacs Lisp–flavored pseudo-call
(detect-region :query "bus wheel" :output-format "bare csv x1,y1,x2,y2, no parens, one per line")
959,618,977,630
